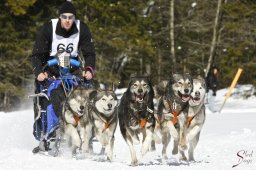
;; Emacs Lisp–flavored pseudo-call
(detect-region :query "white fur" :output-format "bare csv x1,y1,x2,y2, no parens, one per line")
95,95,118,116
126,137,138,166
166,121,179,140
64,112,92,154
189,80,206,107
186,125,200,142
141,128,153,156
69,98,83,116
157,74,193,160
92,92,118,161
62,87,92,157
180,78,206,161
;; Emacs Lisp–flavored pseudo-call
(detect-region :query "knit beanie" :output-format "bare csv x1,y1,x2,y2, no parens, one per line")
59,1,76,15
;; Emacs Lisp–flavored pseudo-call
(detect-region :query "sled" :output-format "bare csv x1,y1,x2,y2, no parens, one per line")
29,52,92,156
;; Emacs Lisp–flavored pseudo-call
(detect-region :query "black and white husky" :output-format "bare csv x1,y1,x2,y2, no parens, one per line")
156,73,193,160
118,75,155,166
178,77,206,161
89,84,118,161
60,85,93,158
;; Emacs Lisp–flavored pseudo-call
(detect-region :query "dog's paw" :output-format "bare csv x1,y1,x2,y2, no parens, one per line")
107,154,113,162
188,157,195,162
131,159,139,166
179,155,188,162
72,148,85,160
162,154,168,160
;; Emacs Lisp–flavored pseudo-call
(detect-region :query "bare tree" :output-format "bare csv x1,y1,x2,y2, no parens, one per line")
170,0,176,71
205,0,222,77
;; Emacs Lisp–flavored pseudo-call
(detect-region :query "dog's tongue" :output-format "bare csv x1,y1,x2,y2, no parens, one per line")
136,95,144,102
182,95,190,102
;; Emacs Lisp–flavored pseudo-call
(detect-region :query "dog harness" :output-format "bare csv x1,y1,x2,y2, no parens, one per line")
163,97,188,126
128,106,154,128
92,107,117,132
186,116,195,128
66,104,82,127
74,115,80,127
163,97,195,128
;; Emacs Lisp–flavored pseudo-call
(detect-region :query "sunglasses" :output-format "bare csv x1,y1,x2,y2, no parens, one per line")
60,14,75,20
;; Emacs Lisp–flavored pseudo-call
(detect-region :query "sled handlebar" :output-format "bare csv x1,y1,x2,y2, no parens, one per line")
42,58,81,70
28,92,49,100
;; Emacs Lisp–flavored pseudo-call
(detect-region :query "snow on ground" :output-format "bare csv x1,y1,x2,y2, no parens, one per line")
0,85,256,170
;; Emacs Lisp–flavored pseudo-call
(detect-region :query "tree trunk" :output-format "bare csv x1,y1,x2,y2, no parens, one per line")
3,92,9,111
158,49,162,82
205,0,222,77
170,0,176,72
140,58,143,75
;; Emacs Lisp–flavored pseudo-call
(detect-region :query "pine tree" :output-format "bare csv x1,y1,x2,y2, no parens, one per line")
75,0,156,86
0,0,36,111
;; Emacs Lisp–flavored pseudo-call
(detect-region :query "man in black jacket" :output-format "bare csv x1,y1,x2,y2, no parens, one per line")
32,1,95,81
206,65,219,112
31,1,95,153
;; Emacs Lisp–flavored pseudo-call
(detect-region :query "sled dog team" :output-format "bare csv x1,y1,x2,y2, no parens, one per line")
59,73,206,165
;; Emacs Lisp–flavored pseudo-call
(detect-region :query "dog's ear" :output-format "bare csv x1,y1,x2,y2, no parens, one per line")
184,73,193,84
87,89,97,100
170,73,180,84
197,77,206,88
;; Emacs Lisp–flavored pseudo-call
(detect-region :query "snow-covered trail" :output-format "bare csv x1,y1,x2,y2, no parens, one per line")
0,96,256,170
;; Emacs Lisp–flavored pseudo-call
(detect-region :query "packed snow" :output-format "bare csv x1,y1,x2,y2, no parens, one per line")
0,85,256,170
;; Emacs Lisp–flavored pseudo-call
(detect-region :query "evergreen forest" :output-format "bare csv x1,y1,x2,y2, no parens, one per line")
0,0,255,111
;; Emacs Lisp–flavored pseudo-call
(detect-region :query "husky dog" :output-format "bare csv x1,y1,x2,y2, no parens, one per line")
156,73,193,160
118,75,155,166
153,80,169,111
89,84,118,161
151,80,169,150
60,85,93,157
179,77,206,161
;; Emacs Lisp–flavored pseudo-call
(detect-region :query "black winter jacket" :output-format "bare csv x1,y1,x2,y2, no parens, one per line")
31,19,95,78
